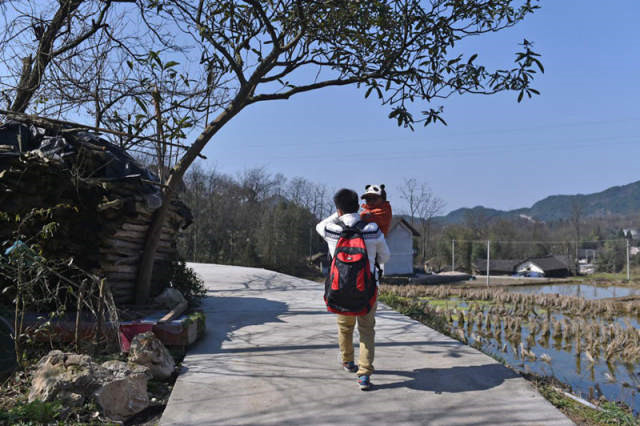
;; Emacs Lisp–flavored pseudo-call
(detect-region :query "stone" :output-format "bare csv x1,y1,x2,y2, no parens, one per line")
153,287,187,309
93,368,149,421
28,350,110,404
102,360,152,379
29,350,150,421
128,331,175,380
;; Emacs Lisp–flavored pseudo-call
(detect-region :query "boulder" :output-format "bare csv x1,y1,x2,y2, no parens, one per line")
29,350,150,421
128,331,175,380
154,287,186,309
94,361,150,421
28,350,110,405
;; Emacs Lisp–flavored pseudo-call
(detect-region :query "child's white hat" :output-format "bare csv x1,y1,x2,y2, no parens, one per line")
361,184,385,199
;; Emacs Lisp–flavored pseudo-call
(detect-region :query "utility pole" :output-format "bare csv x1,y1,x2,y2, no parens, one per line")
486,240,490,287
451,240,455,272
627,238,630,281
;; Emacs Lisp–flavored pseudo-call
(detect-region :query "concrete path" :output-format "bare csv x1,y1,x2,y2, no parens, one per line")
161,263,572,425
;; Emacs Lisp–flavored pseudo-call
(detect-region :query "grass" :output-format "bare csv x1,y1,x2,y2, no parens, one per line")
377,292,449,334
0,400,62,424
536,381,636,425
565,272,640,286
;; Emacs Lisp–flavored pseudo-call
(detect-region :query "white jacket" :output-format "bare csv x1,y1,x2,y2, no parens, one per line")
316,212,391,281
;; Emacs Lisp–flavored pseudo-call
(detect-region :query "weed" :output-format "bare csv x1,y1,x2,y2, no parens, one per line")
595,402,636,425
0,400,62,424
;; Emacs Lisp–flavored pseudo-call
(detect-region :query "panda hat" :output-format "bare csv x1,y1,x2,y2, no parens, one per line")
361,184,385,199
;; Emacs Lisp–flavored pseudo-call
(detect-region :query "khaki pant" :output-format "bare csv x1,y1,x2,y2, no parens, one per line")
336,302,377,376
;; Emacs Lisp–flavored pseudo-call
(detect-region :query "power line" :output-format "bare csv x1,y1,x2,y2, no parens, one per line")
242,116,640,149
257,134,640,162
440,238,631,244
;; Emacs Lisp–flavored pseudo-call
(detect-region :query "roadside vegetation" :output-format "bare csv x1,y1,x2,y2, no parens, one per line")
0,215,203,424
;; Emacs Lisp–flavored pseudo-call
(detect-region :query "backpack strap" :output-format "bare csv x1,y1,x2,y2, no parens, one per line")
353,220,368,232
374,260,383,282
339,219,366,233
353,221,384,280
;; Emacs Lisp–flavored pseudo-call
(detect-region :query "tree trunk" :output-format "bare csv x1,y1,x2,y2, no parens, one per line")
135,96,248,303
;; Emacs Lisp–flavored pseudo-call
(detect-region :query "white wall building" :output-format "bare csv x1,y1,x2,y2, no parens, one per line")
514,256,570,278
383,218,420,275
515,261,545,276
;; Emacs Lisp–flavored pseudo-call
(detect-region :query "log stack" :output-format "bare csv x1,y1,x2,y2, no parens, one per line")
0,121,191,306
98,194,189,304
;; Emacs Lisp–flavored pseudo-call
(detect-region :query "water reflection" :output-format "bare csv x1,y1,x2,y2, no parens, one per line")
505,283,640,300
448,310,640,414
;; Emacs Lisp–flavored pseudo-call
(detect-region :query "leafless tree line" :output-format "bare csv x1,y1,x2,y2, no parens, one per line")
178,165,333,274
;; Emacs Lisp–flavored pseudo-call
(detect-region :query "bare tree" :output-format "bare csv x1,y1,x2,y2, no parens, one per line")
399,178,426,226
418,190,446,261
0,1,118,113
0,1,209,187
399,178,444,260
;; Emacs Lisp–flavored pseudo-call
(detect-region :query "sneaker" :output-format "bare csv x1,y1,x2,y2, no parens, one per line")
342,361,358,373
357,375,372,391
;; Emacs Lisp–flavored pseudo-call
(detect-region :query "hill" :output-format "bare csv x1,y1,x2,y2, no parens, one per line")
438,180,640,224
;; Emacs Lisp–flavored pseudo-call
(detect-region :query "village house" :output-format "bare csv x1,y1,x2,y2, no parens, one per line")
473,255,572,277
515,255,570,278
383,217,420,275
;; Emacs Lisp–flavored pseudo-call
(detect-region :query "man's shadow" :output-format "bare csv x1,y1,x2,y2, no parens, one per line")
374,364,519,393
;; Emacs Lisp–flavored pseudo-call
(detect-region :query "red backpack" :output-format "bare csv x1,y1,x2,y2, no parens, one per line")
324,221,377,316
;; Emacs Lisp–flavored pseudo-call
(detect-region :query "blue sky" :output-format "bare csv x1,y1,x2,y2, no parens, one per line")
199,1,640,215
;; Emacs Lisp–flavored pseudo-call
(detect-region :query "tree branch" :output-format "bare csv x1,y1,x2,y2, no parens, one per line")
248,75,371,103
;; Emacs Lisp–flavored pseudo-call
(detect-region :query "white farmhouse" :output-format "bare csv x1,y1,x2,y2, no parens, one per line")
383,218,420,275
515,255,570,278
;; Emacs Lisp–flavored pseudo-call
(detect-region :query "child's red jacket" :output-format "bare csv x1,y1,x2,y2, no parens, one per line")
360,201,392,236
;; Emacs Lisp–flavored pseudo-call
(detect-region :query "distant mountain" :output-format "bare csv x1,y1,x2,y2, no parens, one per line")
438,206,516,224
437,180,640,224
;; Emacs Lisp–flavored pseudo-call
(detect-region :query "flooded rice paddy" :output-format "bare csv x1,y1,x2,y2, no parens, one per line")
505,282,640,300
380,284,640,413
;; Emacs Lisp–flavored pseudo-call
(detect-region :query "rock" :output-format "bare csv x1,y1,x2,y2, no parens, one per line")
154,287,187,309
128,331,175,380
94,366,150,421
102,360,152,379
29,350,150,421
28,350,110,404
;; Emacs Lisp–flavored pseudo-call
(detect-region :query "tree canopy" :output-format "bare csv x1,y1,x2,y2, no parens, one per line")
0,0,543,302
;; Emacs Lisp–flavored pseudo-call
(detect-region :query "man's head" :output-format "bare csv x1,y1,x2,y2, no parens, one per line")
361,184,386,208
333,188,359,215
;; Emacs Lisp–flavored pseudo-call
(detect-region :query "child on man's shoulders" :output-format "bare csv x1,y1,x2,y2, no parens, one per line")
360,184,392,237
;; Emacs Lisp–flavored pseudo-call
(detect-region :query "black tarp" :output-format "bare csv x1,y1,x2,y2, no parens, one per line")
0,121,162,209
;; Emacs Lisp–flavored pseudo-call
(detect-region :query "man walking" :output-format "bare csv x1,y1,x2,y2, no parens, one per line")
316,188,390,390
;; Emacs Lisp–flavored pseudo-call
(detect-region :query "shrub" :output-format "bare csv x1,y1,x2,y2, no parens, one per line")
169,258,206,304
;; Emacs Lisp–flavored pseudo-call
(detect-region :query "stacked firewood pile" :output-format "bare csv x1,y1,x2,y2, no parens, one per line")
99,184,190,304
0,120,191,306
